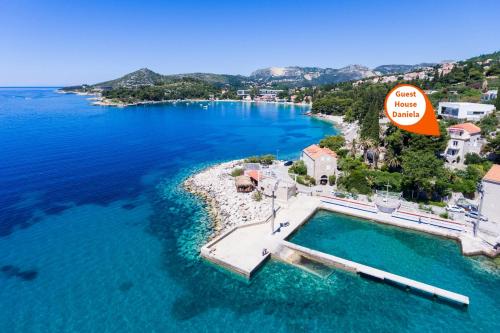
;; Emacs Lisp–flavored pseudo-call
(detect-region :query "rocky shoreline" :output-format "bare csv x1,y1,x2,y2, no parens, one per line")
183,160,272,237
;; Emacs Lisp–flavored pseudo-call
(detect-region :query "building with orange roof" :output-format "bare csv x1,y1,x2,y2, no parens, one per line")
300,144,338,185
480,164,500,235
245,170,262,184
444,122,483,166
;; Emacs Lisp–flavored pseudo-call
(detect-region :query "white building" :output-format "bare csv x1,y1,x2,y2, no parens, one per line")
480,164,500,238
444,123,483,165
259,89,283,99
437,102,495,121
481,89,498,102
259,178,297,203
300,144,338,185
237,89,251,97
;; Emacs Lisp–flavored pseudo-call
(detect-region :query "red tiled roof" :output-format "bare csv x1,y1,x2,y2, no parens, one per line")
483,164,500,184
245,170,263,181
303,144,337,160
448,123,481,135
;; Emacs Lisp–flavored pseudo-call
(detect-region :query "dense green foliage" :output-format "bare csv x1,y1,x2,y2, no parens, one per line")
328,174,336,186
319,135,345,152
288,160,307,175
230,168,244,177
464,153,485,165
483,135,500,163
244,154,276,165
102,78,219,103
478,113,499,135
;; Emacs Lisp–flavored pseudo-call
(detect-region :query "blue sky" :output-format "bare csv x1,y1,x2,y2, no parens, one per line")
1,0,499,86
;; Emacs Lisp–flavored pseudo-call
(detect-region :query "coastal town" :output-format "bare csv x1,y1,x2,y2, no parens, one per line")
182,55,500,304
64,49,500,305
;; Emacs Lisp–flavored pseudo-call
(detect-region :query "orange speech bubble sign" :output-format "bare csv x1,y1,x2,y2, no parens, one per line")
384,84,440,136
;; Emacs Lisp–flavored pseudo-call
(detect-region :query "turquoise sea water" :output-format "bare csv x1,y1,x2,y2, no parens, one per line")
0,88,498,332
291,211,500,332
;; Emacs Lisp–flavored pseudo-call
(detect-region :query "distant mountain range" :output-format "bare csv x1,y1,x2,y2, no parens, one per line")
373,63,437,75
249,65,382,86
67,62,442,91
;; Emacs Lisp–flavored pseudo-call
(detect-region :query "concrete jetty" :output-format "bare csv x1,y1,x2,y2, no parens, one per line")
276,241,469,306
201,195,320,277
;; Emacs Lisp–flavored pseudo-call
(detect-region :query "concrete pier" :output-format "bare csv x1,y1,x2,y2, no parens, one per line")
276,241,469,306
201,195,320,278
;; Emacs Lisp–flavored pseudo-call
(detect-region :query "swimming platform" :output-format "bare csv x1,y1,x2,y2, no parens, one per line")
200,194,484,306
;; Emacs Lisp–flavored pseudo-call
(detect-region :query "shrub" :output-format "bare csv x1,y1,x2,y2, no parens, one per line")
328,174,336,186
252,191,262,202
289,160,307,176
305,175,316,186
342,170,371,194
295,174,316,186
440,212,449,219
230,168,244,177
429,201,446,207
464,153,484,165
244,154,276,165
319,135,345,152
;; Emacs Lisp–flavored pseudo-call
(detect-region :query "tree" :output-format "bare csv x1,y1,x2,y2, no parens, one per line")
289,160,307,176
464,153,484,165
358,138,375,164
360,102,380,143
483,135,500,163
478,113,498,135
368,170,403,191
319,135,345,152
495,96,500,111
401,150,446,199
384,149,401,171
340,170,371,194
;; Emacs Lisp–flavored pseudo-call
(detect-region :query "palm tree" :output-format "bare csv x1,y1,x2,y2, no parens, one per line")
359,138,376,165
385,150,401,170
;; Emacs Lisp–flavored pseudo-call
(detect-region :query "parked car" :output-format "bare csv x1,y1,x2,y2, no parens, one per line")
445,205,465,213
284,160,293,166
465,211,488,221
456,201,478,212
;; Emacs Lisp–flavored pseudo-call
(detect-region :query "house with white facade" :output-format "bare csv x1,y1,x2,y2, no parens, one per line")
444,123,483,165
437,102,495,121
300,144,338,185
481,89,498,102
480,164,500,238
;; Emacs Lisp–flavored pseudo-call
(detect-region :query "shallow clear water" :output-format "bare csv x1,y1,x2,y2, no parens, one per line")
0,89,498,332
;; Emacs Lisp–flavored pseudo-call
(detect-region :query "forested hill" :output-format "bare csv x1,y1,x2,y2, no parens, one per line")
61,61,447,93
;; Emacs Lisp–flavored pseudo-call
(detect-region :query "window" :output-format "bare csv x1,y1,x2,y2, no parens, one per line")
442,107,459,116
453,141,458,146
